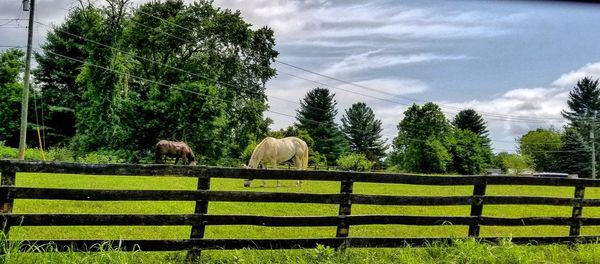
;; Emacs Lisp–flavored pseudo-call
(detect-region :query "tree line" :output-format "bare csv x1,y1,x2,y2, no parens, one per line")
501,78,600,178
0,0,595,176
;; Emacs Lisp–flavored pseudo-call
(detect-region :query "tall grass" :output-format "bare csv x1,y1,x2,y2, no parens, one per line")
3,237,600,263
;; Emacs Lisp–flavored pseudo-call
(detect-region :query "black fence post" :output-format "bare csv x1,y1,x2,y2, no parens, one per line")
468,177,487,237
569,185,585,238
336,179,354,248
0,167,16,237
187,171,211,261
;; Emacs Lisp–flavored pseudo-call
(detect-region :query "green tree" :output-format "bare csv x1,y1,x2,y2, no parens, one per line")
445,129,488,175
493,152,511,173
452,109,489,138
34,5,102,146
296,88,349,165
518,128,562,172
500,153,532,175
562,77,600,126
555,127,591,178
55,0,278,163
341,102,387,164
0,49,24,146
392,102,452,173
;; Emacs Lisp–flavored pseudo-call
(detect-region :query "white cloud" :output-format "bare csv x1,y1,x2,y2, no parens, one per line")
324,50,469,76
552,62,600,88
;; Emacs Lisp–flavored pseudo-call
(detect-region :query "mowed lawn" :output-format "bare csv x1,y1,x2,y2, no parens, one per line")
9,172,600,240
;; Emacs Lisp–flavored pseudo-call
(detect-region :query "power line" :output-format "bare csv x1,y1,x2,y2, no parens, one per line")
132,7,566,124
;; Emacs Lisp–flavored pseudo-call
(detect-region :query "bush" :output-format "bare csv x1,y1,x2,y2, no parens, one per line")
0,141,17,159
46,147,75,162
336,153,374,171
78,150,127,164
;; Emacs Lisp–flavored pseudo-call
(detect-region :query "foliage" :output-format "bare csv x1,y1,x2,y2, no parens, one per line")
392,103,452,173
445,129,488,175
296,88,349,165
336,153,374,171
33,6,102,147
341,102,387,164
452,109,489,138
499,153,533,175
518,128,562,172
555,127,591,178
562,77,600,126
0,49,24,146
33,0,278,163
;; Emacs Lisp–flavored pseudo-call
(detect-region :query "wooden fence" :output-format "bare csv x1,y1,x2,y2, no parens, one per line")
1,160,600,257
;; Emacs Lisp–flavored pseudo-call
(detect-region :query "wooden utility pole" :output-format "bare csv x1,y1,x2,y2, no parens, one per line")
17,0,35,160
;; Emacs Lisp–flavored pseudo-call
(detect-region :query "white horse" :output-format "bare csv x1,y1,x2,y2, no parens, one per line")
243,137,309,187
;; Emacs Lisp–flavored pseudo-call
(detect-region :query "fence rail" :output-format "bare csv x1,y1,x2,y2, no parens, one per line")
1,160,600,258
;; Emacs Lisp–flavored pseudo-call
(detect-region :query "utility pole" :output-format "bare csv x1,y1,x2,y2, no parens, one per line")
592,111,597,179
17,0,35,160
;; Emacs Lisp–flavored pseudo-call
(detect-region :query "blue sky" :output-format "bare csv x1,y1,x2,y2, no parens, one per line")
1,0,600,153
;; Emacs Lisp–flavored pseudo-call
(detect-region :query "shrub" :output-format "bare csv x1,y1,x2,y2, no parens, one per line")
46,147,75,162
336,153,374,171
0,141,17,159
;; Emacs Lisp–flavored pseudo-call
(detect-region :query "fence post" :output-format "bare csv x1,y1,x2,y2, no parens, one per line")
187,172,211,261
468,177,487,237
336,179,354,248
569,185,585,238
0,168,16,236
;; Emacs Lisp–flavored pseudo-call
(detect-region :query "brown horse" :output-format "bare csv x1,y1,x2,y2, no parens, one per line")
155,140,196,165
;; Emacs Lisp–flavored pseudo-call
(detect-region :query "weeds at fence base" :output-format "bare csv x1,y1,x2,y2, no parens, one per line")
1,237,600,263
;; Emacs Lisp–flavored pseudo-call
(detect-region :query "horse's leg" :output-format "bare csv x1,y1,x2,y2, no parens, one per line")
260,162,267,187
271,159,281,187
294,156,303,187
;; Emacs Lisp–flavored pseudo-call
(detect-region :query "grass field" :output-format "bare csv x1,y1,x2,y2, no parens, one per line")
4,172,600,263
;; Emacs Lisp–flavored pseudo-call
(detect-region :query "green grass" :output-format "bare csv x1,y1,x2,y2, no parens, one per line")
5,172,600,263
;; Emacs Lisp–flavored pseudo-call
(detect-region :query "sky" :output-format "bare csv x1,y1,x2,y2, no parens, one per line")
2,0,600,153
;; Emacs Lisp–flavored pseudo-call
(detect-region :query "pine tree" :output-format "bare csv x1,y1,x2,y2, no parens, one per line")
555,128,591,178
341,102,387,163
296,88,349,165
562,77,600,126
452,109,489,138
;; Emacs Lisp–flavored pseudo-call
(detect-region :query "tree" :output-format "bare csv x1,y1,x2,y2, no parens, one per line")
446,129,488,175
296,88,349,164
44,0,279,163
555,127,591,178
559,77,600,177
562,77,600,126
34,5,102,146
518,128,562,172
500,153,532,175
392,102,452,173
341,102,387,164
452,109,489,138
0,49,24,146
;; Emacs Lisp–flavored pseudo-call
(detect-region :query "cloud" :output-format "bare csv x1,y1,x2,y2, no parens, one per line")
552,62,600,88
323,50,469,76
441,61,600,152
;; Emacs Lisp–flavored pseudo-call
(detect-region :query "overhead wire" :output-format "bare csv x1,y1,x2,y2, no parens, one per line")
132,7,566,124
31,13,590,153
